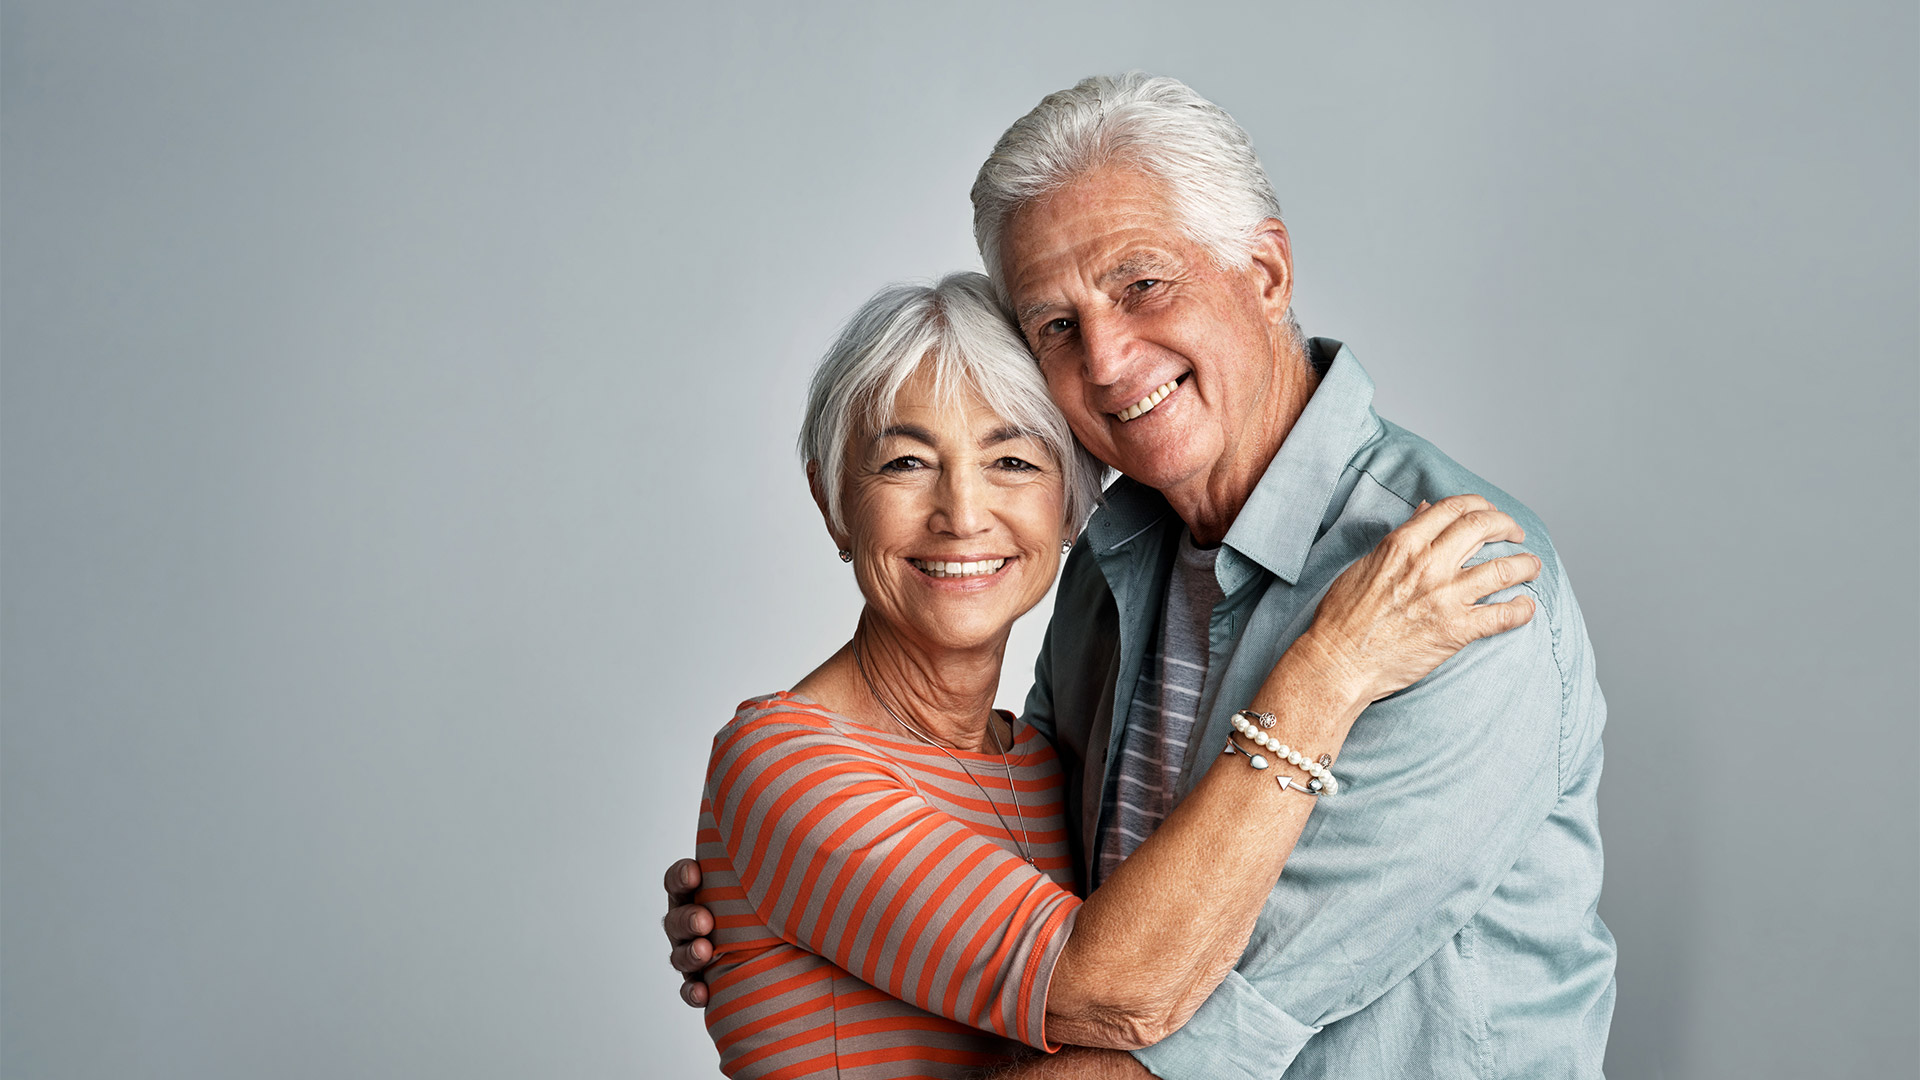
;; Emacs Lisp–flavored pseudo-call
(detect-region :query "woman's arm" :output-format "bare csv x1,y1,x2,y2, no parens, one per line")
669,496,1539,1047
1044,495,1538,1049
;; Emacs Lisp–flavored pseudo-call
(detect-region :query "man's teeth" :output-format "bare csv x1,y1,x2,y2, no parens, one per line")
1116,378,1181,422
911,558,1007,578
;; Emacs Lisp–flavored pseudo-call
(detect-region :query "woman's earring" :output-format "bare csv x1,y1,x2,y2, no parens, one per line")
1061,539,1073,555
838,549,853,563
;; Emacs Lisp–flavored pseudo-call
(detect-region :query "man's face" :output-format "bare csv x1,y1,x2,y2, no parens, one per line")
1000,167,1294,496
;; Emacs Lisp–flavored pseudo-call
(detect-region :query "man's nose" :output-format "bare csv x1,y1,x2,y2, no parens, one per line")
1078,311,1136,385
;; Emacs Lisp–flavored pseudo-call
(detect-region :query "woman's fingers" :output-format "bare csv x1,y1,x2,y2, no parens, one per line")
1430,507,1526,570
1464,593,1537,640
681,977,709,1008
1454,552,1542,605
1391,493,1496,548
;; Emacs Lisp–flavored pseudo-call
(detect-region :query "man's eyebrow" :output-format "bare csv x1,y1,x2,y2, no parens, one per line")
1015,300,1058,327
1098,252,1175,289
1015,251,1177,327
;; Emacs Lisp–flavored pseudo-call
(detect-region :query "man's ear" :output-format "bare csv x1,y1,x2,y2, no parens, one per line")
807,461,852,553
1247,218,1294,325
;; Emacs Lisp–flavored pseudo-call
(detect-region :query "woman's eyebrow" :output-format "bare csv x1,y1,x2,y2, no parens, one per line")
872,423,936,446
979,424,1036,448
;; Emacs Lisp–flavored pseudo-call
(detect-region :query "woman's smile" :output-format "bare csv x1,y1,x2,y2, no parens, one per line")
907,555,1013,580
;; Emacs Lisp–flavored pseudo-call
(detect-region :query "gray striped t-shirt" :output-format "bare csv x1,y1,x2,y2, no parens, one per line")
1094,531,1223,887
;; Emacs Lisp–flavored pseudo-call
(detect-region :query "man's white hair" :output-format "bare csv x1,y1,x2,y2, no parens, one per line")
971,72,1303,343
799,272,1105,536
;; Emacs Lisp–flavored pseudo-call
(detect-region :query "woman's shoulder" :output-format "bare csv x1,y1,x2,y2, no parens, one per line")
1000,709,1062,768
704,691,915,805
709,691,893,762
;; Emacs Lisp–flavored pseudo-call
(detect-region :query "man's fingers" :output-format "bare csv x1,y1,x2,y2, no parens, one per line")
680,977,710,1008
671,937,713,973
1465,593,1536,640
663,902,715,945
1455,552,1542,603
664,857,702,905
1392,493,1495,547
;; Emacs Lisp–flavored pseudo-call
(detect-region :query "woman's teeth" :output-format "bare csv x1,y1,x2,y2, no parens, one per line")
910,558,1007,578
1116,378,1181,422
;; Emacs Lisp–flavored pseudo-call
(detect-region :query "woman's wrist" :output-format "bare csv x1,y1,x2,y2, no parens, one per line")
1259,632,1371,736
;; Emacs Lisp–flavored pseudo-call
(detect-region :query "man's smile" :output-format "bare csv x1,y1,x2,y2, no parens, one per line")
1114,373,1190,422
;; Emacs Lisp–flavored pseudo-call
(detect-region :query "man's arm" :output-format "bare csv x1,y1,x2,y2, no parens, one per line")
1132,572,1574,1078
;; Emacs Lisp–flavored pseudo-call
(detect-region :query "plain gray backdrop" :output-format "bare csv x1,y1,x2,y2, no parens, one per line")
4,2,1915,1078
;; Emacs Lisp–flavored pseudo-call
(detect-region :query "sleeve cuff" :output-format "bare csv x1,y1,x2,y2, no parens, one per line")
1131,971,1320,1080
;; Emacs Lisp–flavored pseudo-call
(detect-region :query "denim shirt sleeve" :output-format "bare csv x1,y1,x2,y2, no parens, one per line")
1134,581,1568,1078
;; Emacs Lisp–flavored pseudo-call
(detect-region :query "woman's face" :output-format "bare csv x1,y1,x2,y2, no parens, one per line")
829,365,1068,656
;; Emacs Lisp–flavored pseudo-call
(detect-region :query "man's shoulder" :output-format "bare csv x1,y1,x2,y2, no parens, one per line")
1348,417,1567,583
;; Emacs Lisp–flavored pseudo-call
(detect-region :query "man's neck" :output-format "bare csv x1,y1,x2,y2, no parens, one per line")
1163,342,1322,546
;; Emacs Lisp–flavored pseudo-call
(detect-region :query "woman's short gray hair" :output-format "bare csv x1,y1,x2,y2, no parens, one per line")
972,72,1300,343
799,272,1104,535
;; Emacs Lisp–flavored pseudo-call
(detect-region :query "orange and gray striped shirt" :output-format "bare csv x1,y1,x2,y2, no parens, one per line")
695,692,1082,1079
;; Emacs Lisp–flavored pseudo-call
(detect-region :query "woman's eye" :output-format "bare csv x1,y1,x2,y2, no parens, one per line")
996,456,1039,472
880,455,926,472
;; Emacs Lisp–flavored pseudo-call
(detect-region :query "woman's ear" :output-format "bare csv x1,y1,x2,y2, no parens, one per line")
807,461,851,554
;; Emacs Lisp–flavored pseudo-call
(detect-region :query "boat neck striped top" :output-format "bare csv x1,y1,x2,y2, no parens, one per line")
695,692,1083,1079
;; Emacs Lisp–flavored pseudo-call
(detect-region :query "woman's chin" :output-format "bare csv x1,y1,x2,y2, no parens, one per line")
890,583,1037,648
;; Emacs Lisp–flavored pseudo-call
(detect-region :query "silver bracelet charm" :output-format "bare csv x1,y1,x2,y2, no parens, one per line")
1228,711,1340,795
1223,736,1321,796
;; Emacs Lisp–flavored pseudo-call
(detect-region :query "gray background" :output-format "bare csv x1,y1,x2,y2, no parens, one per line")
4,1,1914,1078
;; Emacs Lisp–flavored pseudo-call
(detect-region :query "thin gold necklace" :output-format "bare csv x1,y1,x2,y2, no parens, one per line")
851,634,1035,866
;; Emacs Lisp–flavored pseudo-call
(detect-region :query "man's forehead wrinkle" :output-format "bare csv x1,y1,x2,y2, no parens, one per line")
1009,243,1172,323
1098,251,1177,289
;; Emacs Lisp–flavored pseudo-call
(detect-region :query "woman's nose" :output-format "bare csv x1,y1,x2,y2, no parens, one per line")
930,470,991,537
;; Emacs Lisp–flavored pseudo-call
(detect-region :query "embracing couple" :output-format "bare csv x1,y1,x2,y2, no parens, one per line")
661,73,1616,1079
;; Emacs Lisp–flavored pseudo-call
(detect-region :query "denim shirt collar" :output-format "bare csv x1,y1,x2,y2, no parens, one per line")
1085,339,1380,588
1222,339,1380,586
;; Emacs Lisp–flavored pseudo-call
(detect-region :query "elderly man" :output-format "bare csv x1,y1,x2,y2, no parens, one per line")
669,73,1615,1078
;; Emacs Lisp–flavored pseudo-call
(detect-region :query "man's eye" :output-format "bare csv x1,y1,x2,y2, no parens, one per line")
1128,279,1160,293
1043,317,1076,336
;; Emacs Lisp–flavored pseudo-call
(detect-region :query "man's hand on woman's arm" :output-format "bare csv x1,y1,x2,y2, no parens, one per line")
662,858,712,1007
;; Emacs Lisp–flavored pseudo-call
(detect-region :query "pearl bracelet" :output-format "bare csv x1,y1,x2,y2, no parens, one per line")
1230,709,1340,795
1222,736,1322,796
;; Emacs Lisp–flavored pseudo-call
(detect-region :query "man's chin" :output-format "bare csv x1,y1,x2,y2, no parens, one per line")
1105,446,1211,493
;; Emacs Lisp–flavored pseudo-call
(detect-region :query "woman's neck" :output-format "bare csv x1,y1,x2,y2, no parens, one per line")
796,611,1008,753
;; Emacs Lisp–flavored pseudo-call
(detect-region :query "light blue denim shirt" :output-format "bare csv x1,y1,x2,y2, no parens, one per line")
1024,341,1616,1078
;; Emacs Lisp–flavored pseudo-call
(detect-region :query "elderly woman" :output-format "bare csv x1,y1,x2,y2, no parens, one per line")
684,273,1536,1078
